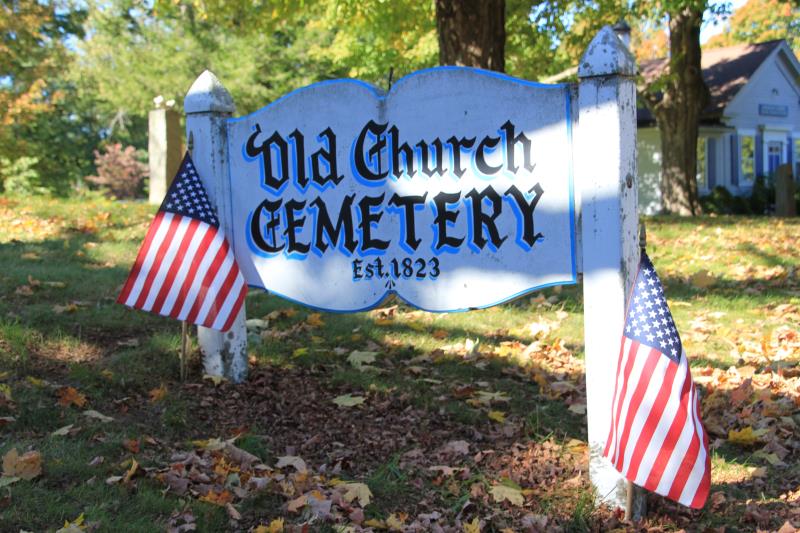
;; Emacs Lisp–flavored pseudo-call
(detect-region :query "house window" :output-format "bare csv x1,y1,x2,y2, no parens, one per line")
697,137,707,189
740,135,755,184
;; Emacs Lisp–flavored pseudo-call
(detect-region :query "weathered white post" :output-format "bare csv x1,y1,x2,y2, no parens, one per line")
184,70,249,382
577,27,643,513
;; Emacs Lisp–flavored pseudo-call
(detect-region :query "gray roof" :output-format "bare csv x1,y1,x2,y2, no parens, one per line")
638,40,784,125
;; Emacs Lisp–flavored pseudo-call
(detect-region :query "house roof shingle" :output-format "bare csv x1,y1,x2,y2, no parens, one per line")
638,40,784,125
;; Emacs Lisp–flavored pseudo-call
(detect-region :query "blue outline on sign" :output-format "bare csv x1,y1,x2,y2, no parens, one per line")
225,65,578,314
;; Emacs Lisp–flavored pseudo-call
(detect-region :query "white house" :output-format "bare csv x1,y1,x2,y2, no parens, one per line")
637,40,800,213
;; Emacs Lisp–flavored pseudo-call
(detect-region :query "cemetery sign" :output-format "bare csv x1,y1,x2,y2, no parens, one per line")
226,68,576,312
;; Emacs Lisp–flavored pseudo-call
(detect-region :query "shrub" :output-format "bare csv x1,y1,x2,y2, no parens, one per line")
700,186,751,215
0,156,51,195
749,175,774,215
85,143,148,199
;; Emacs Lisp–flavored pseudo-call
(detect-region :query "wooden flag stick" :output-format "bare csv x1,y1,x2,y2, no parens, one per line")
180,320,188,382
179,131,194,382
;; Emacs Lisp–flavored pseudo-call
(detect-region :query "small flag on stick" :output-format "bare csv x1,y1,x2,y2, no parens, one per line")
118,153,247,331
604,252,710,509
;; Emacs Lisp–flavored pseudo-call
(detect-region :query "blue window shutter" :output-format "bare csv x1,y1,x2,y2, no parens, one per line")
788,134,793,167
707,138,717,188
730,134,739,186
755,132,763,176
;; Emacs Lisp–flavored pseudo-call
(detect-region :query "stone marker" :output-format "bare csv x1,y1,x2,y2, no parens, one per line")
148,97,182,204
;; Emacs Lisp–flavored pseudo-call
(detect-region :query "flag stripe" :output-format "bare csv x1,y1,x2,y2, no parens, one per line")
142,217,193,311
158,221,210,316
614,347,662,471
184,239,230,324
150,218,201,314
117,211,166,305
122,212,174,307
173,228,222,319
220,283,248,332
201,254,240,327
133,215,181,309
609,339,638,463
209,272,246,330
624,353,680,481
618,353,671,474
603,339,629,457
633,354,689,487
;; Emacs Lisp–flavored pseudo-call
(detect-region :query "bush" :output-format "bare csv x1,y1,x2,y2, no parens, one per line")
749,175,774,215
85,143,148,199
700,186,751,215
0,156,51,195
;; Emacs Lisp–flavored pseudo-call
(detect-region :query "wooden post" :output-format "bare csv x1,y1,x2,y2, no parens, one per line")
576,27,644,515
184,70,249,383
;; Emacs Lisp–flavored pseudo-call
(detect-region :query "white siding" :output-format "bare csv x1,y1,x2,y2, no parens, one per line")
725,48,800,132
637,127,662,214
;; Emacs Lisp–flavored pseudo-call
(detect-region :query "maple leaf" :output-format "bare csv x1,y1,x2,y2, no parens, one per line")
199,489,233,506
341,482,372,507
306,313,325,327
490,481,524,506
462,518,481,533
332,394,365,407
348,350,378,369
728,426,768,447
2,448,42,480
253,518,284,533
148,384,167,403
57,387,87,408
55,513,86,533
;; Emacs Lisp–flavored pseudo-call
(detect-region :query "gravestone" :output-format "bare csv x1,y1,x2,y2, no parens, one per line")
148,98,183,204
775,164,796,217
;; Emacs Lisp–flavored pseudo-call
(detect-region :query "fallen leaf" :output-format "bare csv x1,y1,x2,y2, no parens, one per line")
51,424,77,437
275,455,307,473
203,374,227,386
225,502,241,521
690,270,716,289
341,482,372,507
0,476,19,488
123,458,139,483
568,403,587,415
2,448,42,480
56,513,86,533
432,329,449,339
52,304,78,314
348,350,378,369
123,439,140,454
488,410,506,423
463,518,481,533
306,313,325,327
199,489,233,506
82,410,114,423
386,513,405,531
148,384,167,403
491,482,524,506
57,387,87,408
728,426,767,447
332,394,365,407
254,518,284,533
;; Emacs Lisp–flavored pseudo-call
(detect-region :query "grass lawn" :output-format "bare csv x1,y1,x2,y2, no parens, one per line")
0,194,798,532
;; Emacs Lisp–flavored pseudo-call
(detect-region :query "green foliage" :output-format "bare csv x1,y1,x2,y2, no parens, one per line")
85,144,148,199
0,156,50,195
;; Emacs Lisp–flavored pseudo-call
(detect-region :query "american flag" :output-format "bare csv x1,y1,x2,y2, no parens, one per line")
117,153,247,332
603,252,710,509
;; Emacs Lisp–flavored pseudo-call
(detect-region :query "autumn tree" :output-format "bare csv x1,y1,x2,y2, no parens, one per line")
638,2,730,215
705,0,799,52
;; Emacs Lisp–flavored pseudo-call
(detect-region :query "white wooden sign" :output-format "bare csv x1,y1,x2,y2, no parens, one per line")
185,25,639,512
226,68,577,312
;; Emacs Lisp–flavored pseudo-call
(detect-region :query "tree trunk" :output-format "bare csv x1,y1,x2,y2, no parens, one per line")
642,5,709,215
435,0,505,72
